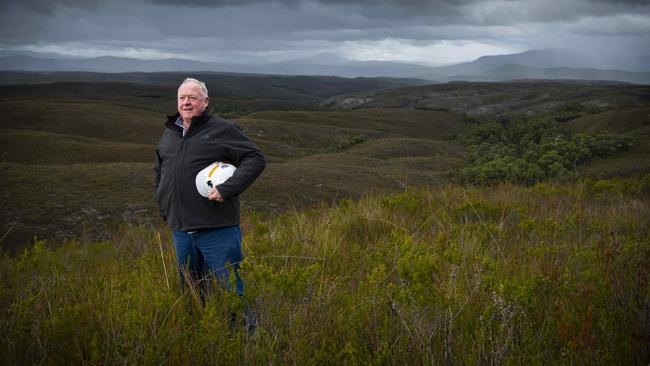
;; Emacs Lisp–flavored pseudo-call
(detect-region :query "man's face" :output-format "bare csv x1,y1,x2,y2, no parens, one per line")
177,82,209,122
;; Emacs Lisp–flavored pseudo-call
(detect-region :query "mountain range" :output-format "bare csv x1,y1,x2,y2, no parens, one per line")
1,49,649,84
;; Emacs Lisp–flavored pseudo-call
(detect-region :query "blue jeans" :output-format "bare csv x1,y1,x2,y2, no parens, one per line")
172,226,244,296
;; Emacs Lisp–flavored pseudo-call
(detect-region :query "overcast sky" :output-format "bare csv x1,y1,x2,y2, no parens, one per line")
0,0,649,65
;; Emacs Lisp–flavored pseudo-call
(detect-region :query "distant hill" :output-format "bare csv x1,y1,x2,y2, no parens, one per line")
0,71,430,112
0,78,467,248
0,53,438,79
1,49,649,84
454,64,650,84
1,76,649,249
422,64,650,84
437,49,650,73
322,80,650,115
0,54,228,73
252,53,438,79
415,49,650,83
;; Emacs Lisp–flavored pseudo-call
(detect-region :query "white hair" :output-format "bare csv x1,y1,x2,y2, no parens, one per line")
180,77,209,98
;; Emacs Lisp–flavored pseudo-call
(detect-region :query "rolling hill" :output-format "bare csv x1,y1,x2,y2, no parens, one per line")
322,80,650,116
1,72,649,250
2,49,649,83
0,75,468,249
566,107,650,177
0,71,429,111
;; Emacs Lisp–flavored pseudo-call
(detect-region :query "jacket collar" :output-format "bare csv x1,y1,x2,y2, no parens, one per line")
165,109,211,136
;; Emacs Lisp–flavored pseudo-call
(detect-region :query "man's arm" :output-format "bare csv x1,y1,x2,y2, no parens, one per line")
214,124,266,200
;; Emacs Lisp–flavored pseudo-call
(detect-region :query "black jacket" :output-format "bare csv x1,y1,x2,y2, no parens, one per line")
154,111,266,231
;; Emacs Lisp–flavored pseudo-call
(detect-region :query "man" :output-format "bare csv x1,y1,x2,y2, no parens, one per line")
154,77,265,326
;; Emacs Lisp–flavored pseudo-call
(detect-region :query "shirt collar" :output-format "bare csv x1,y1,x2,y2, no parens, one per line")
174,117,187,137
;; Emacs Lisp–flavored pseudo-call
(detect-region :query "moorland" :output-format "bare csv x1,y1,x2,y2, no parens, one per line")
0,71,649,364
1,71,648,249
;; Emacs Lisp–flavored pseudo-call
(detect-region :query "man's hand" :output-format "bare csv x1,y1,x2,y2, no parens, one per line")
208,187,224,202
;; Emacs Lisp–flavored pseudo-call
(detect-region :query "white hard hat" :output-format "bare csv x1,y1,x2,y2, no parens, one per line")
195,161,237,198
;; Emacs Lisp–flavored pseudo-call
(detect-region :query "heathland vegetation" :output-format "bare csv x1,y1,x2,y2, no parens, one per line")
2,179,649,364
1,72,649,364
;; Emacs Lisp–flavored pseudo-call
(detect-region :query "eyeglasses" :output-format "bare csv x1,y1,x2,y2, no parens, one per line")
178,95,204,102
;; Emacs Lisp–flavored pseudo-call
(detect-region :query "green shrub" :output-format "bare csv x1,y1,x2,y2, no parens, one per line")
330,134,368,152
456,109,634,185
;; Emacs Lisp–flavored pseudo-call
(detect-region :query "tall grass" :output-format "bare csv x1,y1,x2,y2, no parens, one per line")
2,177,649,364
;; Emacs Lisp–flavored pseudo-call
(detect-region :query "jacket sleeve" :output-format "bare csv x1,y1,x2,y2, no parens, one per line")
153,147,168,220
216,123,266,200
154,148,162,193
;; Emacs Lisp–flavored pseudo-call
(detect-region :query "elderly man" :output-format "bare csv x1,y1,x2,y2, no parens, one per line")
154,77,265,328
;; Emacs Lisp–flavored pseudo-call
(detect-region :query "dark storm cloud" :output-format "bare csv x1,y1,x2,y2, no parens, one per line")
144,0,476,7
4,0,648,17
0,0,108,14
145,0,650,10
2,0,648,28
0,0,648,64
